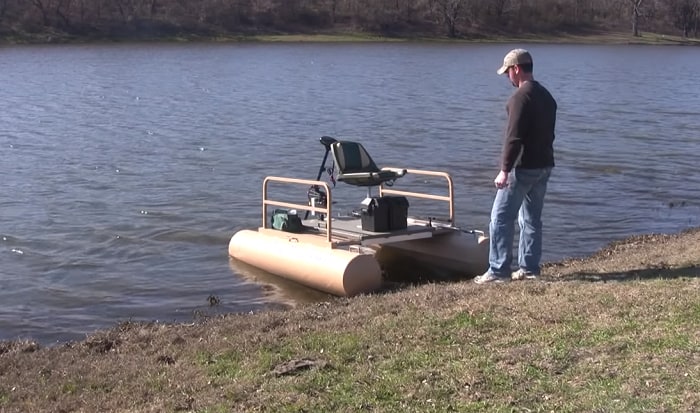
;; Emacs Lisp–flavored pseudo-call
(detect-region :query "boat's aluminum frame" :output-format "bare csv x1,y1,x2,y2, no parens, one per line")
261,169,459,249
379,168,455,225
263,176,334,243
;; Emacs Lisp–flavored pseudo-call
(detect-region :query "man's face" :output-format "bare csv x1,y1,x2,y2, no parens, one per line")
505,66,518,88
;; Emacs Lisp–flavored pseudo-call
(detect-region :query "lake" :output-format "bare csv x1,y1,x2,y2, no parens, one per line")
1,42,698,344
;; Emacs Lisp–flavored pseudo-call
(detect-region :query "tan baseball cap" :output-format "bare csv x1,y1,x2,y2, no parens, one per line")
496,49,533,75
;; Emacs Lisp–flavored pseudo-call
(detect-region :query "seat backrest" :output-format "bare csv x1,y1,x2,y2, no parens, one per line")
331,141,380,174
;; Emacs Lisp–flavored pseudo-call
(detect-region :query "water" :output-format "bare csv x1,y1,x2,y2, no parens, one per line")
1,42,699,344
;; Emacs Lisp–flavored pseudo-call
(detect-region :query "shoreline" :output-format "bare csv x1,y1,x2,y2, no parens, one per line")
2,226,699,347
1,227,699,411
2,30,699,46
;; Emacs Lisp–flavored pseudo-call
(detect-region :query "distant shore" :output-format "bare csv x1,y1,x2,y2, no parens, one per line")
2,30,699,46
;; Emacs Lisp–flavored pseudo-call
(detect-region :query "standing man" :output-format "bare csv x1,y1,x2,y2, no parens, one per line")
474,49,557,284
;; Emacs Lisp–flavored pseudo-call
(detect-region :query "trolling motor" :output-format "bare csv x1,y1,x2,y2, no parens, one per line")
305,136,337,220
307,185,328,216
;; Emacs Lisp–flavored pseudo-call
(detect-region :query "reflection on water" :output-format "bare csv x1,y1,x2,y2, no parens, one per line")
228,258,334,306
0,43,699,344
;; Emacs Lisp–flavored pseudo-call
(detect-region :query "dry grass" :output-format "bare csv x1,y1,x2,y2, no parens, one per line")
242,31,700,46
48,30,699,46
497,31,700,46
1,228,699,412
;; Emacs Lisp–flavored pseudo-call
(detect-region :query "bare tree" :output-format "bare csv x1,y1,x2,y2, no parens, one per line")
434,0,467,37
630,0,643,36
0,0,10,21
114,0,134,23
54,0,73,28
0,0,697,41
668,0,699,37
31,0,53,26
324,0,339,23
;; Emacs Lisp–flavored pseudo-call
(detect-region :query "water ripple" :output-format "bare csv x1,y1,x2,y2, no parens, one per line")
1,43,699,343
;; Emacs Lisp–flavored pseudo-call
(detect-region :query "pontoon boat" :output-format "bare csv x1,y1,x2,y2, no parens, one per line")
228,137,489,296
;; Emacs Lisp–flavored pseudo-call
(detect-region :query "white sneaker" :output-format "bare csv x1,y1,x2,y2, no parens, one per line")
474,272,507,284
511,269,538,281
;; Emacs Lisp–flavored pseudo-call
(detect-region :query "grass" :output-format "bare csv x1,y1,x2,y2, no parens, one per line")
229,30,700,46
0,230,699,412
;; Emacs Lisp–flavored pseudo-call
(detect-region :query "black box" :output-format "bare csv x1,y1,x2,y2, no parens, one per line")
361,197,390,232
386,196,409,230
361,196,409,232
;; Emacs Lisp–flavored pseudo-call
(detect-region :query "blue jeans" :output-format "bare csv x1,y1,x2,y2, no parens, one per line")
488,167,552,276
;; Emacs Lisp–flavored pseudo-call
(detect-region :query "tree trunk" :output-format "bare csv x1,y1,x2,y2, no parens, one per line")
55,0,73,28
31,0,51,26
0,0,8,20
631,0,643,37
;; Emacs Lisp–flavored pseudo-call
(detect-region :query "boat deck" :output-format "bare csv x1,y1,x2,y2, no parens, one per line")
303,216,455,247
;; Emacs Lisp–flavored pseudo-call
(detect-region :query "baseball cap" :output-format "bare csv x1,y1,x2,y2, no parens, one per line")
496,49,533,75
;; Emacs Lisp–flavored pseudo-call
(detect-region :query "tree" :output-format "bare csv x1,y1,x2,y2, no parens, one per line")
54,0,74,28
630,0,643,36
1,0,697,40
0,0,10,22
434,0,467,37
31,0,52,26
668,0,699,37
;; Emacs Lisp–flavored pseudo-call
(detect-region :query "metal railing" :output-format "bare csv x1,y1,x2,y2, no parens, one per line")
262,176,333,243
379,169,455,225
262,169,455,244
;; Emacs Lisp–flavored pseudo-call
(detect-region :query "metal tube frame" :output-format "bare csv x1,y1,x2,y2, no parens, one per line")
379,169,455,226
262,176,333,243
262,169,455,245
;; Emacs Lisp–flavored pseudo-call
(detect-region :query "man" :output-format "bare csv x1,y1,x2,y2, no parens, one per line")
474,48,557,284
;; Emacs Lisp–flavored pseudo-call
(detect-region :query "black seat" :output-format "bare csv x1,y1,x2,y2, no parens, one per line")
330,141,406,201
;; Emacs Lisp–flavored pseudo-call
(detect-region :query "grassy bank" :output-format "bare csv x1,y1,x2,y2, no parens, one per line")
1,229,699,412
250,31,700,46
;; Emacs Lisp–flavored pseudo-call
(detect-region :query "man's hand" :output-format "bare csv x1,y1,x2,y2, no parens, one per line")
494,170,509,189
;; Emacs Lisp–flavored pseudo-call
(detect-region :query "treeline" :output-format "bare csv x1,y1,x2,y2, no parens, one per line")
0,0,698,41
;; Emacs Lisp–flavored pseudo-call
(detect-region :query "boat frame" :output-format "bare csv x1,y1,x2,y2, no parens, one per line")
261,168,461,248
